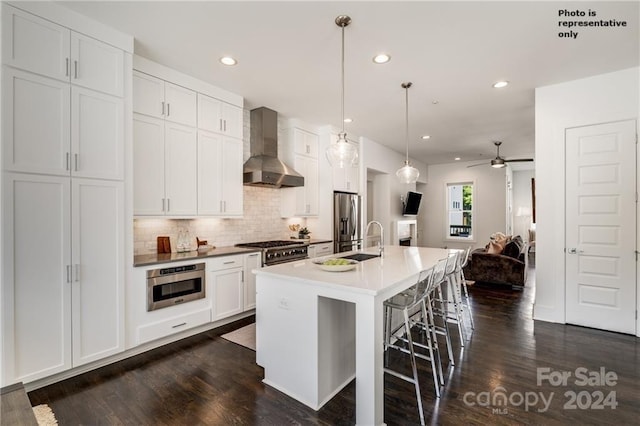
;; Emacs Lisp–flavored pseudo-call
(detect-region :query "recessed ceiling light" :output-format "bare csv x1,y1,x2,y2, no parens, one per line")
421,135,431,140
220,56,237,66
372,53,391,64
432,100,439,105
343,118,353,123
493,80,509,88
454,157,461,161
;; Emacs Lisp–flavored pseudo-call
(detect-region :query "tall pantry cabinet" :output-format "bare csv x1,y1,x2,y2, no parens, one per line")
1,3,132,385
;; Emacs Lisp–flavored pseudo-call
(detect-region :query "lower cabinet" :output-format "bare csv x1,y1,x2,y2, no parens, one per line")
308,242,334,259
137,308,211,345
209,253,260,321
1,173,124,385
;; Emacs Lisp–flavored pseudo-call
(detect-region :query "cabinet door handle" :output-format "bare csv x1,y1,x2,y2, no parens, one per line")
223,120,227,132
172,322,187,329
65,58,70,77
223,261,236,265
74,154,78,172
167,103,170,117
66,152,70,171
223,201,226,212
74,60,78,79
167,199,170,212
75,264,80,282
306,145,310,154
162,198,165,212
66,265,71,283
241,271,244,282
249,253,259,257
219,119,223,132
161,101,165,116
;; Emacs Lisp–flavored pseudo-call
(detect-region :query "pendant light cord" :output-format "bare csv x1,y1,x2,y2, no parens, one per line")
405,85,409,163
341,23,346,135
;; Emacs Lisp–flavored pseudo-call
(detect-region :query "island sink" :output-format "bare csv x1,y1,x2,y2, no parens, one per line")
339,253,380,262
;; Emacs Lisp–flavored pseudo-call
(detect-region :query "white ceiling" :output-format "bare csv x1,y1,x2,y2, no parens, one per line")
59,1,639,165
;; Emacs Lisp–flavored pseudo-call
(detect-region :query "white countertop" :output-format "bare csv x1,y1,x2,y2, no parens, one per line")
255,245,453,296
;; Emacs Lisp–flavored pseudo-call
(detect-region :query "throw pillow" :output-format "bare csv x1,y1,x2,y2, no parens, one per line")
503,240,522,258
487,241,504,254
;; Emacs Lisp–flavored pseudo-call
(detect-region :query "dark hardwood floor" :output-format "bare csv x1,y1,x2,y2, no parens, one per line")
29,256,640,425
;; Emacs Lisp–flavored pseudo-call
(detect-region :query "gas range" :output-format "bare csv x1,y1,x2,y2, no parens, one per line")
236,240,308,266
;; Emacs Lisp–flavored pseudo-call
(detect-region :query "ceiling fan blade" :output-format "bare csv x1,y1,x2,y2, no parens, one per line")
504,158,534,163
466,162,489,168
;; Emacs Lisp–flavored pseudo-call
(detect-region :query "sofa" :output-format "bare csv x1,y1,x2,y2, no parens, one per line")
463,234,528,289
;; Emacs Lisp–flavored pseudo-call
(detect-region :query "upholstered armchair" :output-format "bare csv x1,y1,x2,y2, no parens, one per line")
463,236,528,289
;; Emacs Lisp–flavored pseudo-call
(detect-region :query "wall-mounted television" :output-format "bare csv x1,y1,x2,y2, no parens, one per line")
402,191,422,216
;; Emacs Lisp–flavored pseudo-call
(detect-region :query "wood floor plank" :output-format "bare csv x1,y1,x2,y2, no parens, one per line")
28,261,640,425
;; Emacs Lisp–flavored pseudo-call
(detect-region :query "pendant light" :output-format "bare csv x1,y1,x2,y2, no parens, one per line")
326,15,358,169
396,82,420,183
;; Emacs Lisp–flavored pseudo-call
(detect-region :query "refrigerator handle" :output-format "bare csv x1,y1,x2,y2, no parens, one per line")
350,197,357,239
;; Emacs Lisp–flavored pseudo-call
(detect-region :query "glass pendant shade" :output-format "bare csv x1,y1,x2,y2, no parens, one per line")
396,82,419,184
396,161,420,183
327,132,358,168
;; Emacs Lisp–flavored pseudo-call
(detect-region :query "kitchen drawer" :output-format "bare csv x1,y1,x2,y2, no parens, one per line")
208,254,245,271
313,243,333,257
137,307,211,345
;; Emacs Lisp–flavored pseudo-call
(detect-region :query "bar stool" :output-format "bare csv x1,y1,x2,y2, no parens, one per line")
383,268,440,425
437,251,466,346
422,256,455,369
455,247,475,329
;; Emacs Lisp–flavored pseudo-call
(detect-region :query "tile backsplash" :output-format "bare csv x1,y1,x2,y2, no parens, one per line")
134,186,307,254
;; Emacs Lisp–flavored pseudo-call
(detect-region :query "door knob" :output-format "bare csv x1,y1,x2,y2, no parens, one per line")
567,248,584,254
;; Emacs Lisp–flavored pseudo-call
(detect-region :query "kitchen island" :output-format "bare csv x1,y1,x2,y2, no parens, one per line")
255,245,452,426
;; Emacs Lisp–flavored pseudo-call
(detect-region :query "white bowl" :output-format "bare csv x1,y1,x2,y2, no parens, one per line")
313,259,358,272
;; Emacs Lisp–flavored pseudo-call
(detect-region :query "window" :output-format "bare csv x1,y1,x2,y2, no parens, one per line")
447,182,473,239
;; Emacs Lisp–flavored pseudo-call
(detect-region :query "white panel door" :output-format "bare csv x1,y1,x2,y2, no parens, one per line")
221,102,243,139
197,93,223,133
132,71,164,118
133,114,165,215
2,173,71,384
244,252,262,310
3,68,70,175
220,137,244,215
197,130,223,215
72,87,124,180
2,4,70,81
72,179,124,366
565,120,637,334
212,268,244,321
71,32,124,97
165,122,197,216
164,82,196,127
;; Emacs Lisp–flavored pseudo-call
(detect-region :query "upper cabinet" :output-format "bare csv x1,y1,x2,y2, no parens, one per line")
280,127,319,217
132,57,244,217
2,5,125,180
198,93,243,139
3,5,124,97
133,71,196,127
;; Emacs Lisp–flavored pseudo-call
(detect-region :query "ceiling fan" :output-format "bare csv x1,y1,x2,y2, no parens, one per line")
467,141,534,168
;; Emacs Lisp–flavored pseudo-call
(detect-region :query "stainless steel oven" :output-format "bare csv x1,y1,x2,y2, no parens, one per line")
147,263,205,311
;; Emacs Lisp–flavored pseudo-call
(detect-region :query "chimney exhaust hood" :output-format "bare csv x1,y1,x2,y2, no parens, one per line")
243,107,304,188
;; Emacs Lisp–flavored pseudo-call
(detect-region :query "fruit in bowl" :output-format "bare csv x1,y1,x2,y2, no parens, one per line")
313,257,357,272
323,258,351,266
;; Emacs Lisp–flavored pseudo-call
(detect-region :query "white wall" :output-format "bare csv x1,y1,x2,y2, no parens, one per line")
423,161,507,250
360,136,427,246
535,67,639,327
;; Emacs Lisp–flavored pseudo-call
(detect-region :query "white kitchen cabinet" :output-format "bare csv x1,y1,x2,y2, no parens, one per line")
133,114,197,216
2,5,124,97
71,178,125,366
308,242,333,259
197,130,243,216
133,71,196,127
1,173,124,383
197,93,243,139
209,255,245,321
280,127,319,217
3,67,124,180
244,252,262,310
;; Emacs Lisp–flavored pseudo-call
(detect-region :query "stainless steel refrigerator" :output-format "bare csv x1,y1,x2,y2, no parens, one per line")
334,192,362,253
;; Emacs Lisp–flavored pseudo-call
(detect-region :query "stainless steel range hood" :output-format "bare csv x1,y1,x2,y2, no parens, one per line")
243,107,304,188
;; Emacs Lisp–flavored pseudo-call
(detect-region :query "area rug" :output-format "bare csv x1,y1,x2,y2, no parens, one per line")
221,323,256,351
33,404,58,426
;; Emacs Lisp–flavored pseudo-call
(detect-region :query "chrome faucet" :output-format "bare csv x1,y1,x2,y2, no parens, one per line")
365,220,384,258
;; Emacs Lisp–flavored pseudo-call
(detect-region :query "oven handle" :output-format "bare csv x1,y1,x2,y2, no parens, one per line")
147,269,205,287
